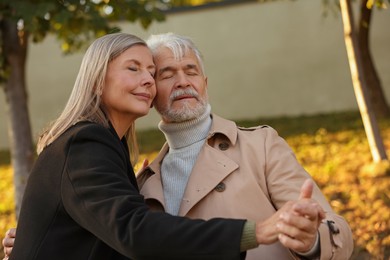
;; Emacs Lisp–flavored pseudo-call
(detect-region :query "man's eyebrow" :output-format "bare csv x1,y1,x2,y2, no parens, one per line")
158,66,175,75
184,64,198,70
157,63,199,75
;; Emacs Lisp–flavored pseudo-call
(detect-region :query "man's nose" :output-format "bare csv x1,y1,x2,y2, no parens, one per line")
175,72,190,88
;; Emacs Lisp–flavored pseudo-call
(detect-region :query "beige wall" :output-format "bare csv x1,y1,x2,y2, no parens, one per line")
1,0,389,149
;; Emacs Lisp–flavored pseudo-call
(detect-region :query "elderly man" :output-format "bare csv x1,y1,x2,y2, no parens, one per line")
137,33,353,260
3,33,353,260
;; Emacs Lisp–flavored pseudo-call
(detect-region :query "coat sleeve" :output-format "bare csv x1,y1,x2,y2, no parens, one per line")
61,124,247,260
260,126,353,260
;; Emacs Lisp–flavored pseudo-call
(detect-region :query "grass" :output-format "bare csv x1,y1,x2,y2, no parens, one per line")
1,110,389,259
0,150,10,166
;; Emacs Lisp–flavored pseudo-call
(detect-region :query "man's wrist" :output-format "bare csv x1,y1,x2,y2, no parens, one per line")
295,231,320,258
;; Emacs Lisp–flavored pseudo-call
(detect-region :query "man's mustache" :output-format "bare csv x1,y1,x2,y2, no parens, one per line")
170,89,199,101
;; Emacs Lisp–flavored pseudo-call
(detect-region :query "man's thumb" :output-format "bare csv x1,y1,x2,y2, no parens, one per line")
299,179,313,199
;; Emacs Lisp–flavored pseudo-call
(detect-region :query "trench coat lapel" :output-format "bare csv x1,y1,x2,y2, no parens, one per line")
139,173,165,207
138,144,169,209
178,144,238,216
139,114,239,215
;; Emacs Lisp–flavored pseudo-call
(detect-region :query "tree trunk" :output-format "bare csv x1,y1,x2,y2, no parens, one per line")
1,19,34,218
339,0,387,162
358,0,390,118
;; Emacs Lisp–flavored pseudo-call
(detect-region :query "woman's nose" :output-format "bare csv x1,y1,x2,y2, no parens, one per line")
141,72,155,87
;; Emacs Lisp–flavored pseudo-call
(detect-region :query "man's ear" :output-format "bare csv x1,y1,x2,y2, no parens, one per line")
205,76,208,88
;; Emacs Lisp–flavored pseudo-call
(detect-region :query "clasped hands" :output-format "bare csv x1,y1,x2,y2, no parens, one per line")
255,179,325,254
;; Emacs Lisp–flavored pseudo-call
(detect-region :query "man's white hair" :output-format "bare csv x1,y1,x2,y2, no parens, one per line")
146,32,206,75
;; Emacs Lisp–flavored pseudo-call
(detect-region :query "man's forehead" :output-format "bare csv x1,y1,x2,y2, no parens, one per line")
155,46,194,59
155,48,199,68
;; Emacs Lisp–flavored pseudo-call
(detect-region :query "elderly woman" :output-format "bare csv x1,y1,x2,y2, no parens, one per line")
7,33,258,260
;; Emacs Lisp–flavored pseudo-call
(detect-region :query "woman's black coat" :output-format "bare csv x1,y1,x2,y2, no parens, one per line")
10,121,246,260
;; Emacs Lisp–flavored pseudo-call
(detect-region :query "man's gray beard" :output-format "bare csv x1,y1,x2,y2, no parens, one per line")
159,99,208,123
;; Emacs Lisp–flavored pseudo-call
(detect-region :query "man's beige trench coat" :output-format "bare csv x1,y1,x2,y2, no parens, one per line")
137,114,353,260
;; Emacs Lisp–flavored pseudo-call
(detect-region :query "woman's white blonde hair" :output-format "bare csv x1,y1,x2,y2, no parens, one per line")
37,33,146,164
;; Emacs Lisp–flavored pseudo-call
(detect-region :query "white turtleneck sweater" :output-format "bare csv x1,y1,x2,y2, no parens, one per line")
158,105,212,215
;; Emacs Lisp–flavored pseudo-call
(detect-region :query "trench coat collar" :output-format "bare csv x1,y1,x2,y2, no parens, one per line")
137,144,169,208
208,114,238,146
138,114,239,214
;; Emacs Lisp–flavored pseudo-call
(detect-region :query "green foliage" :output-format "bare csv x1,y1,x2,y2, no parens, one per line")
167,0,223,6
0,0,168,83
368,0,390,8
321,0,389,17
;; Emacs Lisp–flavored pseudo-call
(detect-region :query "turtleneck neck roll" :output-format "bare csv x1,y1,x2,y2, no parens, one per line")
158,104,212,215
158,104,212,150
